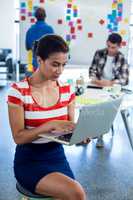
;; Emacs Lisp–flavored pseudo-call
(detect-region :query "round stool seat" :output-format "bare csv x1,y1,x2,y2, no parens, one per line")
16,182,53,199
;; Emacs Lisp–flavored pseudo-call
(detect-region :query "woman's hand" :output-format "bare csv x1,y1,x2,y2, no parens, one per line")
47,120,76,134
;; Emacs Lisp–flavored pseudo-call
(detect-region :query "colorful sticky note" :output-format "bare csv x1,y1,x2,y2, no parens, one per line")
117,16,122,22
121,41,127,46
57,19,63,24
73,5,77,9
67,9,71,14
28,12,32,17
112,3,117,9
77,19,82,24
66,34,71,41
20,9,26,14
99,19,105,25
120,30,126,35
70,27,75,34
20,2,26,8
21,16,26,21
112,10,117,17
113,27,118,32
66,15,71,21
27,0,33,11
124,18,129,24
88,33,93,38
27,50,32,65
68,21,74,26
30,18,35,23
77,25,82,31
40,0,45,2
118,12,122,17
73,12,78,18
72,35,76,39
67,4,72,8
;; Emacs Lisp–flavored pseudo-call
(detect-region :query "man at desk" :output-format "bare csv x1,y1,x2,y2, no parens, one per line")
89,33,129,147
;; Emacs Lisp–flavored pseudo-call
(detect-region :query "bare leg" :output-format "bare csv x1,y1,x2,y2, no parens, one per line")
35,172,86,200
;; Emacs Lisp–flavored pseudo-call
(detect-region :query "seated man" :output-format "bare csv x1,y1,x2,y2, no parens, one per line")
89,33,129,147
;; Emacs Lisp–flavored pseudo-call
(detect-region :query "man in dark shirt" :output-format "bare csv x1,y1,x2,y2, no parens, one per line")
26,7,54,71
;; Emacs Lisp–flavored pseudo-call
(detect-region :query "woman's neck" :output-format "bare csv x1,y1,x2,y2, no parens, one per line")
29,70,57,88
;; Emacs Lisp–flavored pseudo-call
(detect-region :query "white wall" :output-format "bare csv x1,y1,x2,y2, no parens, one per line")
0,0,15,50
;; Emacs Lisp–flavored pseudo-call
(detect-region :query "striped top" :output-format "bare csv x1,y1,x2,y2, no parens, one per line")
7,78,75,144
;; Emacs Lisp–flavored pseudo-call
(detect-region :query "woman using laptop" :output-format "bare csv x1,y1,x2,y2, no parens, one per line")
7,35,86,200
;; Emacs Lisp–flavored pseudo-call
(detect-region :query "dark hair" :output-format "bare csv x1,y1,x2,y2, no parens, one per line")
107,33,122,45
36,34,69,60
34,7,46,21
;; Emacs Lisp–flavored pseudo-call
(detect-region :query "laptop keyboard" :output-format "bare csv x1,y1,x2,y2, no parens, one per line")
57,133,73,142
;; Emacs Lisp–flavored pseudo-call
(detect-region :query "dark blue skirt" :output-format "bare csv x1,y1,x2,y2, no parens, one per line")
14,142,74,193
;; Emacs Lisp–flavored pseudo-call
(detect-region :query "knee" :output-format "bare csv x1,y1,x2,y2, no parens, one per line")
66,181,86,200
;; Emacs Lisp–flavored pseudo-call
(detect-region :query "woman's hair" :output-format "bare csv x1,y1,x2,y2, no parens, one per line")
36,34,69,60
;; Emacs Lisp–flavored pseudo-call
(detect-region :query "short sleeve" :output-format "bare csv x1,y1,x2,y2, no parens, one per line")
68,85,76,103
7,83,24,106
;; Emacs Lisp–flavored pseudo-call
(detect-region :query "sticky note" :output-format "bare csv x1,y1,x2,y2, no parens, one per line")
58,19,63,24
20,2,26,8
30,18,35,23
70,27,75,34
121,41,127,46
67,4,72,8
112,10,117,17
99,19,105,25
72,35,76,39
67,9,71,14
88,33,93,38
28,12,32,17
66,34,71,41
118,12,122,17
68,21,73,26
27,50,32,65
113,27,118,32
40,0,45,2
124,18,129,24
117,16,122,22
77,25,82,31
73,5,77,10
120,30,126,35
21,16,26,21
77,19,82,24
66,15,71,21
27,0,33,11
20,9,26,14
73,12,78,18
112,3,117,9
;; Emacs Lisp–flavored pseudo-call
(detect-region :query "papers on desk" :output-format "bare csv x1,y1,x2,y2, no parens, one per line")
76,89,111,105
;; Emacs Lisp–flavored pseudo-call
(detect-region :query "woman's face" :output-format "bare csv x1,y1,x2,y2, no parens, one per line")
39,52,68,81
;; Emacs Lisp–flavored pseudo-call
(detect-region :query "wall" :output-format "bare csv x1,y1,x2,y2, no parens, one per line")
0,0,15,50
19,0,131,66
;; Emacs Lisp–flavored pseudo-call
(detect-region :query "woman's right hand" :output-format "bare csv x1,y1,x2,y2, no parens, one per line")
45,120,76,134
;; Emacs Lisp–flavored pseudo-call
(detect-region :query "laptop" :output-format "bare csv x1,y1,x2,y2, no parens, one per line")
39,96,122,145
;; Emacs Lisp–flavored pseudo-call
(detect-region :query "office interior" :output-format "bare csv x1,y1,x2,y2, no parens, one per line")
1,0,133,200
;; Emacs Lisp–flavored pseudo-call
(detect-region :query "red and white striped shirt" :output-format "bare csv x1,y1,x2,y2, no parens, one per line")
7,78,75,143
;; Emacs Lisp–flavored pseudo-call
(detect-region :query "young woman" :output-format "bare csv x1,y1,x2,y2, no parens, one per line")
7,34,86,200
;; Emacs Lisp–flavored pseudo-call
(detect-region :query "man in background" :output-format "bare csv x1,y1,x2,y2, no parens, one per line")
26,7,54,71
89,33,129,147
